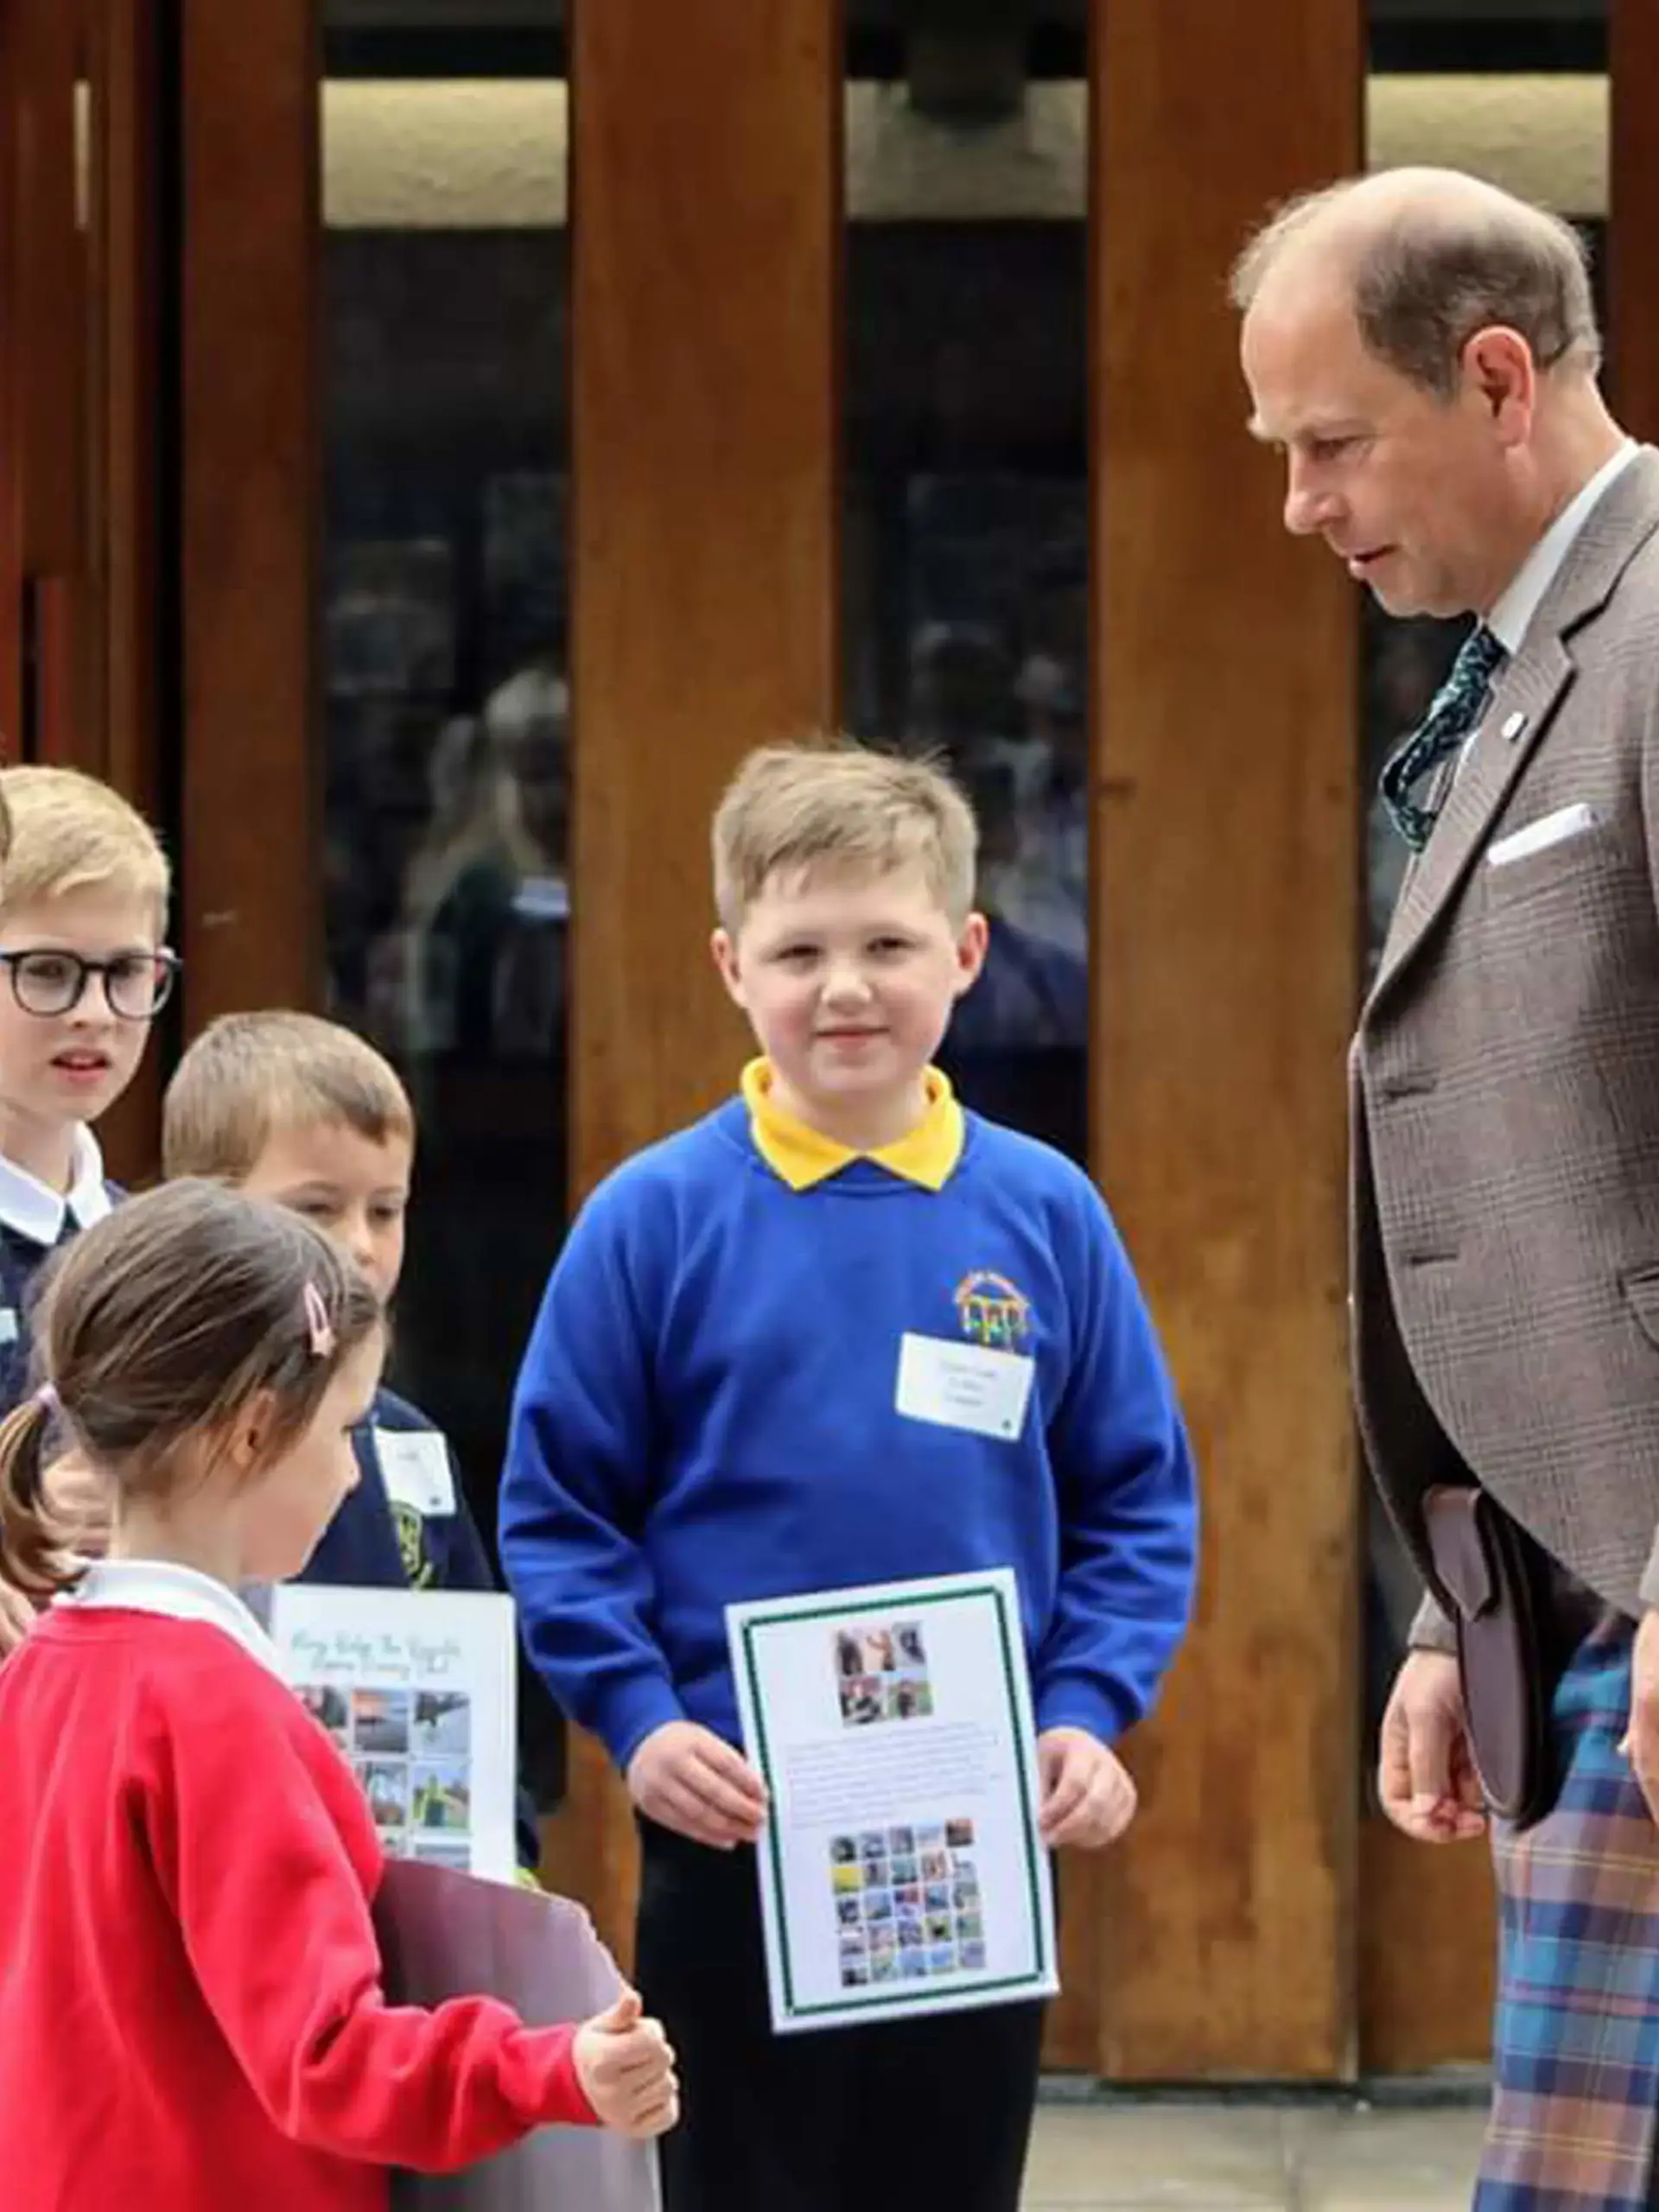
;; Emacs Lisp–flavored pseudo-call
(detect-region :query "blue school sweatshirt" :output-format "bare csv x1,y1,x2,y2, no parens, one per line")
499,1085,1198,1773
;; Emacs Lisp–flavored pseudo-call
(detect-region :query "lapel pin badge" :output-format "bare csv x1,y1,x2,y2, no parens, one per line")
1501,710,1528,742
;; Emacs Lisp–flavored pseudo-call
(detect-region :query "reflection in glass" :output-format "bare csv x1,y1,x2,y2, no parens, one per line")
320,14,567,1808
845,213,1089,1163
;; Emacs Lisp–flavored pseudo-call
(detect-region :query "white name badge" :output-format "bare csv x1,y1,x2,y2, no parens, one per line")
373,1427,457,1518
894,1332,1035,1442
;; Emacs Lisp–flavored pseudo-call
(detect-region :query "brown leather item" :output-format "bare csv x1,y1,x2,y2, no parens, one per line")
1421,1484,1557,1827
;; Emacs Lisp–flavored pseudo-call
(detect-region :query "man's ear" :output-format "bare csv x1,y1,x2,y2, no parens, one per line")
1462,324,1535,448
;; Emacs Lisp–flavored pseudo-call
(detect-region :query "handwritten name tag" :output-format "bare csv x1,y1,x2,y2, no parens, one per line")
374,1428,456,1517
894,1332,1034,1442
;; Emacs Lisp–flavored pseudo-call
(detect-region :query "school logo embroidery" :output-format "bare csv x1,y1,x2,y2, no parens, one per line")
393,1501,436,1591
952,1269,1032,1350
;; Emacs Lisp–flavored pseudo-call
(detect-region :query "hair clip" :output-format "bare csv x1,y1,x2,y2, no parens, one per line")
302,1281,336,1360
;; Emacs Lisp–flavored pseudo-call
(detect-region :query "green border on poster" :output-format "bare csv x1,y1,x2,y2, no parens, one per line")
736,1579,1050,2024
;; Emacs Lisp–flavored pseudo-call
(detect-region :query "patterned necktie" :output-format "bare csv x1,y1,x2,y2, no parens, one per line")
1379,623,1508,853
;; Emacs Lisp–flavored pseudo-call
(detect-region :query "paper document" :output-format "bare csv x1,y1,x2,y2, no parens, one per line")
727,1567,1058,2034
267,1584,518,1884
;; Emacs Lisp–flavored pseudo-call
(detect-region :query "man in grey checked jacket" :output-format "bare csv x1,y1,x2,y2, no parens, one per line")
1236,165,1659,2208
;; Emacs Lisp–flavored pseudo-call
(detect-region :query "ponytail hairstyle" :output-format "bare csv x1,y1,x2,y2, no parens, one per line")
0,1178,383,1599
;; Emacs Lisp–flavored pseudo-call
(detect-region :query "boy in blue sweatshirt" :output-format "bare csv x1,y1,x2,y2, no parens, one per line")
499,740,1198,2212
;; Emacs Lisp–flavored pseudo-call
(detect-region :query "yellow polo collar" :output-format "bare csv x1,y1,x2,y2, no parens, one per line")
741,1058,964,1192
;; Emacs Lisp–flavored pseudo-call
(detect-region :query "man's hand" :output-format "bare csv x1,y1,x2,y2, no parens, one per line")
626,1720,768,1850
572,1989,678,2139
1618,1609,1659,1821
1377,1649,1486,1842
1037,1726,1137,1849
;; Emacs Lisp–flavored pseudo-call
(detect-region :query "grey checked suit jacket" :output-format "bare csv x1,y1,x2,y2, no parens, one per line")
1352,448,1659,1641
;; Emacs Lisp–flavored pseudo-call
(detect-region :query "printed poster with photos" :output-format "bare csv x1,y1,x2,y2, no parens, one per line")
267,1586,518,1885
727,1568,1058,2035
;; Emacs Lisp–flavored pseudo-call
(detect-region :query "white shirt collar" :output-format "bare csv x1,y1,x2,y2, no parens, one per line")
60,1558,287,1679
1488,439,1639,654
0,1124,111,1248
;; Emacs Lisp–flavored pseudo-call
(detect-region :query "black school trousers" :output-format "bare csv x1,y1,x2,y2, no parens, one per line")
634,1816,1046,2212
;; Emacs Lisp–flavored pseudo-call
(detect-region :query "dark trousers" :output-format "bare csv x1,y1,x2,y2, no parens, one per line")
634,1817,1046,2212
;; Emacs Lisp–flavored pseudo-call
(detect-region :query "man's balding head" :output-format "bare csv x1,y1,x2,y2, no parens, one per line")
1235,168,1623,620
1232,167,1599,399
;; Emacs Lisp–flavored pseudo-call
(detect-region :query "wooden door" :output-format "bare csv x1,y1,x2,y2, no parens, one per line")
0,0,165,1177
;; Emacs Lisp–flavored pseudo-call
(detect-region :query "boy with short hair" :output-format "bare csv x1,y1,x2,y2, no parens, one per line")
161,1009,494,1597
0,766,172,1414
162,1012,554,1876
500,739,1198,2212
0,766,172,1649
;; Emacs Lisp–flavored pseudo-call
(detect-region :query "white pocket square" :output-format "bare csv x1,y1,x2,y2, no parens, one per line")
1487,803,1598,868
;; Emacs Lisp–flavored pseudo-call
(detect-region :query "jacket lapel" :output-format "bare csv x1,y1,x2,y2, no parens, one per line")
1371,639,1571,994
1368,448,1659,1012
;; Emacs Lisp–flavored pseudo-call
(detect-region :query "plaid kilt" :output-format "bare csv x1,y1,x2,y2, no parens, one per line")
1479,1614,1659,2209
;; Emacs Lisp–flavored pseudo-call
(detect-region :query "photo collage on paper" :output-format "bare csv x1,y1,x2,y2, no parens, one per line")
834,1618,934,1728
299,1685,475,1871
829,1820,984,1987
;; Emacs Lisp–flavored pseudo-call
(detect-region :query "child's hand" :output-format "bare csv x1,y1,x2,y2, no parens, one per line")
572,1989,678,2139
1037,1726,1137,1849
626,1720,767,1849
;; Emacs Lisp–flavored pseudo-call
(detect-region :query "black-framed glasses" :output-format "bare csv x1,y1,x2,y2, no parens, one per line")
0,947,181,1020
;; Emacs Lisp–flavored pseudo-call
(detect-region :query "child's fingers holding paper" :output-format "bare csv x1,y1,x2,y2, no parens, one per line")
692,1732,767,1808
626,1719,766,1847
1036,1727,1090,1840
689,1744,766,1834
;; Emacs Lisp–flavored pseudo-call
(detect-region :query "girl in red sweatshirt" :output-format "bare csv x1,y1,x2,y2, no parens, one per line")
0,1177,677,2212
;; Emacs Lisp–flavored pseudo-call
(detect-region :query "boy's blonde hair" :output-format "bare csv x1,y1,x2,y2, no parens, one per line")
711,739,978,931
0,766,169,925
162,1010,415,1184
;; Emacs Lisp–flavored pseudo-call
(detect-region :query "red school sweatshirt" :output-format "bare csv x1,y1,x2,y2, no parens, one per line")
0,1607,595,2212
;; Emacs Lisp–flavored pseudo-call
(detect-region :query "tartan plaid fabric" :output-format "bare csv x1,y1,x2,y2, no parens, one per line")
1479,1614,1659,2208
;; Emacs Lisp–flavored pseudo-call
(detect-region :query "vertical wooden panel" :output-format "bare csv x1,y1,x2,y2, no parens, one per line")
1611,0,1659,440
1359,1823,1493,2072
4,0,89,766
0,0,162,1175
1092,0,1362,2077
549,0,839,1957
0,8,21,753
12,0,85,582
179,0,321,1024
79,0,164,1185
34,0,159,793
89,0,159,811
